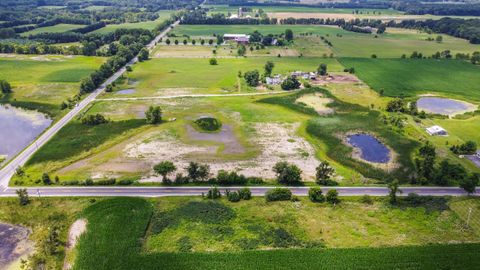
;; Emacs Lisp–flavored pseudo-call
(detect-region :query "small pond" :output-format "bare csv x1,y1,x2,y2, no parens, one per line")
0,223,33,269
0,105,52,163
117,89,136,95
417,97,476,116
347,134,391,163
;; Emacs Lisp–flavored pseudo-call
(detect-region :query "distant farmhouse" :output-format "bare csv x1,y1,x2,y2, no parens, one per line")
426,125,448,136
266,75,283,85
223,34,250,44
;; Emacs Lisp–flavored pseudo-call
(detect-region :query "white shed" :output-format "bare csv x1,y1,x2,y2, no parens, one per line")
426,125,448,136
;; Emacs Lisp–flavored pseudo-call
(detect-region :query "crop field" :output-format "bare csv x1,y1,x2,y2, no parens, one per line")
20,24,87,36
71,197,480,270
205,5,404,15
339,58,480,100
172,25,479,58
106,57,342,96
92,10,174,34
0,55,105,116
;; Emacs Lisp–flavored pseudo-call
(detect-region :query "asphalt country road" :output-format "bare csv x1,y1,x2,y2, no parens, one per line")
0,186,477,198
0,21,179,190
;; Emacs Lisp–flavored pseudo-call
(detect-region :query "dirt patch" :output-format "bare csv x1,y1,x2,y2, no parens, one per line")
296,92,334,115
0,223,34,269
311,73,361,85
63,219,87,270
127,122,318,182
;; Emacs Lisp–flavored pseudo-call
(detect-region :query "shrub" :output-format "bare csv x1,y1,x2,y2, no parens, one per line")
178,236,193,252
244,70,260,87
96,178,116,185
206,187,221,199
317,179,339,186
238,188,252,200
265,188,292,202
360,194,373,205
117,179,133,185
247,177,263,184
216,170,247,185
194,117,222,131
226,190,241,202
308,187,325,203
209,58,218,65
326,189,340,204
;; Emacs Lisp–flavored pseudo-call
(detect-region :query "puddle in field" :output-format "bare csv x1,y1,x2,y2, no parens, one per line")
116,89,136,95
0,104,51,164
347,134,391,163
417,97,477,116
186,124,245,154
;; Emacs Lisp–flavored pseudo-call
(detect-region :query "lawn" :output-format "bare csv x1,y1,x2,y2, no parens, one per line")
172,25,480,58
0,55,105,117
20,24,86,36
107,57,342,96
339,58,480,100
92,10,173,34
73,197,480,270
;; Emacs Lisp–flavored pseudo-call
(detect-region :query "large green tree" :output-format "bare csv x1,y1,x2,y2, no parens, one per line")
273,161,302,185
145,106,162,124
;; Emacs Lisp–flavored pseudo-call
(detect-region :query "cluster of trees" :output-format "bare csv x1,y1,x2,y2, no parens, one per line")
181,10,276,25
145,106,162,124
414,142,479,192
81,114,109,126
308,187,340,204
249,30,290,46
153,161,264,185
281,76,300,91
385,98,426,118
450,141,477,155
395,18,480,44
393,2,480,16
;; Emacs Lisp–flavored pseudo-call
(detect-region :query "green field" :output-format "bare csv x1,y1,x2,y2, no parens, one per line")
92,10,173,34
0,55,105,116
205,5,404,15
172,25,480,58
72,197,480,270
20,24,86,36
108,57,342,96
339,58,480,100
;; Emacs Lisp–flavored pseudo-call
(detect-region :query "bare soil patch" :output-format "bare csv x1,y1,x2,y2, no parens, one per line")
187,124,245,154
311,73,361,85
296,92,334,115
63,219,87,270
127,122,318,182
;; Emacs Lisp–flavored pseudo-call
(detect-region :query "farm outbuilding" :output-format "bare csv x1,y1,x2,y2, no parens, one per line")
426,125,448,136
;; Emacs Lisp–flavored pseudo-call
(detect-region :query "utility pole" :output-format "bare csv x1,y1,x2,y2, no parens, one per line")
466,207,472,227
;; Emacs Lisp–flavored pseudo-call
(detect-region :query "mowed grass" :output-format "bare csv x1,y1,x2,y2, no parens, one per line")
73,197,480,270
339,58,480,100
20,24,86,36
109,57,342,96
173,25,480,58
92,10,173,34
0,55,105,115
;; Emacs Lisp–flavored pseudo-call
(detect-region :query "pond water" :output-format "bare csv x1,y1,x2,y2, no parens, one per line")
0,223,33,269
347,134,390,163
0,105,52,163
417,97,475,115
117,89,136,95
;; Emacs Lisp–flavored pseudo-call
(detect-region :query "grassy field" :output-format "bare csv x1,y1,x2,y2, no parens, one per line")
339,58,480,100
72,197,480,270
106,57,342,96
20,24,86,36
172,25,480,58
92,10,173,34
0,55,105,117
205,5,404,15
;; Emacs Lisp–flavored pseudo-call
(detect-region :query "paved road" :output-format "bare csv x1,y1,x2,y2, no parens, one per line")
0,186,476,198
0,21,179,190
